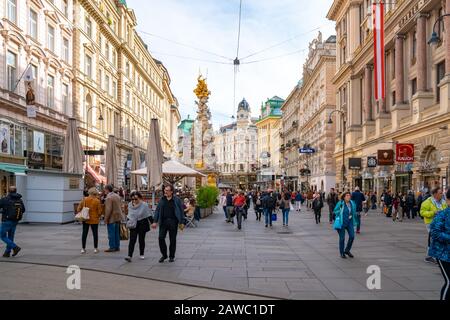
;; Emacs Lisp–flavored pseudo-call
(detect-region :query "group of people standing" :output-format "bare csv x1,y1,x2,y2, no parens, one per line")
76,184,184,264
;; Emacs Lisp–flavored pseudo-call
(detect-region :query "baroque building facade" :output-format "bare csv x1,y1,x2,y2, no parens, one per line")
327,0,450,194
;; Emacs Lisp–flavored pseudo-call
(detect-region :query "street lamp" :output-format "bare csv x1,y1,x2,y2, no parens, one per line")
428,14,450,45
84,105,104,186
328,109,347,192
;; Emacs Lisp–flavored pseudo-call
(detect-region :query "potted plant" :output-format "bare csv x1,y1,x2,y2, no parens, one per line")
196,186,219,218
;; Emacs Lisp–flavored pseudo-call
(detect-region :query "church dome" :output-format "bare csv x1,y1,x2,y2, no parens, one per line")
238,98,250,111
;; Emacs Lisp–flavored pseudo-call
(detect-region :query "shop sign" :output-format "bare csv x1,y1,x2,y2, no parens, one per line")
27,151,45,167
69,178,80,190
396,144,414,162
367,156,378,168
348,158,362,170
377,150,394,165
299,147,315,154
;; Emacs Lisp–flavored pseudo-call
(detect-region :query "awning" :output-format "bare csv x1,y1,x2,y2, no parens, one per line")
0,163,27,176
85,164,107,184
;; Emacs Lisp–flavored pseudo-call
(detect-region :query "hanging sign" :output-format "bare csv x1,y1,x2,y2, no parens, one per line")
396,143,414,162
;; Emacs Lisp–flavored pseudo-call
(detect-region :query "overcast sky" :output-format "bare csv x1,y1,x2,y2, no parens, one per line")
128,0,335,129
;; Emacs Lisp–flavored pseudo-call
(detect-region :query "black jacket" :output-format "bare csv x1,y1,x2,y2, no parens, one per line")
0,192,26,222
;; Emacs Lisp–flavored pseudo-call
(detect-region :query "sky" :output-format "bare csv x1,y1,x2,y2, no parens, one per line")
127,0,336,130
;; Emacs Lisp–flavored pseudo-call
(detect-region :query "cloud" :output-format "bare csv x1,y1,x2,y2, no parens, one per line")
127,0,335,129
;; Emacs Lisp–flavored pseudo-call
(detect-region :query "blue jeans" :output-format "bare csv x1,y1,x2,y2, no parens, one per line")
337,223,355,255
1,220,18,254
282,208,290,225
107,223,120,250
223,206,227,219
264,208,273,225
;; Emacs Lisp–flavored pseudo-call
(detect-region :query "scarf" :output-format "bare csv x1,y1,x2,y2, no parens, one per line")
431,197,445,211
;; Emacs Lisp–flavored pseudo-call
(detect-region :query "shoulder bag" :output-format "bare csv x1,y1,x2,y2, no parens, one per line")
75,199,90,222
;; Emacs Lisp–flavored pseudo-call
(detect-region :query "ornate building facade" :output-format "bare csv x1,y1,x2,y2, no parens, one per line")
297,33,337,192
256,96,284,190
214,98,258,190
72,0,180,187
327,0,450,194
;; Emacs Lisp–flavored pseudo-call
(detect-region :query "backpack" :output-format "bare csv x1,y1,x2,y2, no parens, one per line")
7,199,24,222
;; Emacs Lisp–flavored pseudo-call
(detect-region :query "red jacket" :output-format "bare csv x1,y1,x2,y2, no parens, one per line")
233,195,246,207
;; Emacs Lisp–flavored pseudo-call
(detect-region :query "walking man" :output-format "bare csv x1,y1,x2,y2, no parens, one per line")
351,186,365,234
104,184,122,252
326,188,339,223
295,191,303,212
152,184,184,263
0,186,25,257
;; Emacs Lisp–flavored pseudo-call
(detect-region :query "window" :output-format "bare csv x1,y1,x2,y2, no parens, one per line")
6,51,17,91
105,43,110,60
437,61,445,102
7,0,17,24
47,75,54,108
98,69,102,88
105,75,110,94
62,0,68,17
126,62,130,77
411,78,417,96
126,90,130,106
112,50,116,67
48,25,55,52
112,81,117,99
62,38,69,62
29,9,38,39
62,83,69,114
392,49,396,80
85,17,92,38
85,55,92,78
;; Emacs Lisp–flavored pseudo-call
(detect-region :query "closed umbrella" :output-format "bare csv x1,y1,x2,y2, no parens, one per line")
63,118,84,174
147,119,163,208
130,147,142,191
105,135,118,187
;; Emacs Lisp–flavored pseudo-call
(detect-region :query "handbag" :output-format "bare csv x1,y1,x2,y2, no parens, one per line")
126,218,137,229
333,202,344,230
271,213,277,221
75,199,90,222
119,223,129,240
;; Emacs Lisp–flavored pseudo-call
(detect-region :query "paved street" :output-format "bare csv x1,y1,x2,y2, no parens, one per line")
0,206,443,300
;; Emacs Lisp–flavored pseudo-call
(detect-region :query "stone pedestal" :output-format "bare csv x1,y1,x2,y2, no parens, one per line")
411,91,435,124
438,75,450,115
391,103,410,130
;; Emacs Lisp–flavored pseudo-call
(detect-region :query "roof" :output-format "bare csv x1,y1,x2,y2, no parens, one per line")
178,118,194,133
118,0,127,7
326,35,337,43
238,98,250,111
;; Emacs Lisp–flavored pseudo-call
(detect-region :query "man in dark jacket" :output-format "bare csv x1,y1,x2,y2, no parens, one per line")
351,186,365,233
261,191,275,228
225,190,234,224
0,186,25,257
405,191,416,219
326,188,339,223
152,184,184,263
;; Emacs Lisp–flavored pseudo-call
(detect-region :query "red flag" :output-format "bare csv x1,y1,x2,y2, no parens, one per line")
373,2,385,101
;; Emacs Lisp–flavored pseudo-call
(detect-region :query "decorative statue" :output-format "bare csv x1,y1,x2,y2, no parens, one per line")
193,75,211,99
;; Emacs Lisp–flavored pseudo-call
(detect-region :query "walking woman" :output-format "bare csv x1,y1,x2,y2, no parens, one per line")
312,193,323,224
77,187,103,254
428,188,450,300
280,191,291,227
333,192,356,259
125,191,152,262
254,192,263,221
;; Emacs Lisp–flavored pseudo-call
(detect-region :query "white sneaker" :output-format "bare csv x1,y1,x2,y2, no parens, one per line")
140,256,145,260
94,249,99,254
81,249,86,254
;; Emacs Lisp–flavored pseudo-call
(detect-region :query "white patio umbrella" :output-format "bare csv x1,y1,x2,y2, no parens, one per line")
105,135,118,187
131,160,206,184
62,118,84,174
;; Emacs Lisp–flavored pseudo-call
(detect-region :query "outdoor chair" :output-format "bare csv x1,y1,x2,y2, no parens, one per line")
185,214,197,228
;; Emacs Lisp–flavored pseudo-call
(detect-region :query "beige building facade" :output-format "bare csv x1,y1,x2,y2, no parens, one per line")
73,0,180,187
327,0,450,194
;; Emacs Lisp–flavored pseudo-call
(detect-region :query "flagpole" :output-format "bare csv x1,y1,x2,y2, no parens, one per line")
12,62,32,93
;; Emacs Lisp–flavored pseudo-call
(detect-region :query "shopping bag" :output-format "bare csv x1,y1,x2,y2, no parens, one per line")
75,200,90,222
271,213,277,221
119,223,129,240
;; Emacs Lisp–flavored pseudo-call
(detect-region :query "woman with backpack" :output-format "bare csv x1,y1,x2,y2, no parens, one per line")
254,192,263,221
279,191,292,227
124,191,152,262
312,192,323,224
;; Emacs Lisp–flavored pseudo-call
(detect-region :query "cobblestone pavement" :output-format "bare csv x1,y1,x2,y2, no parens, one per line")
0,206,442,299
